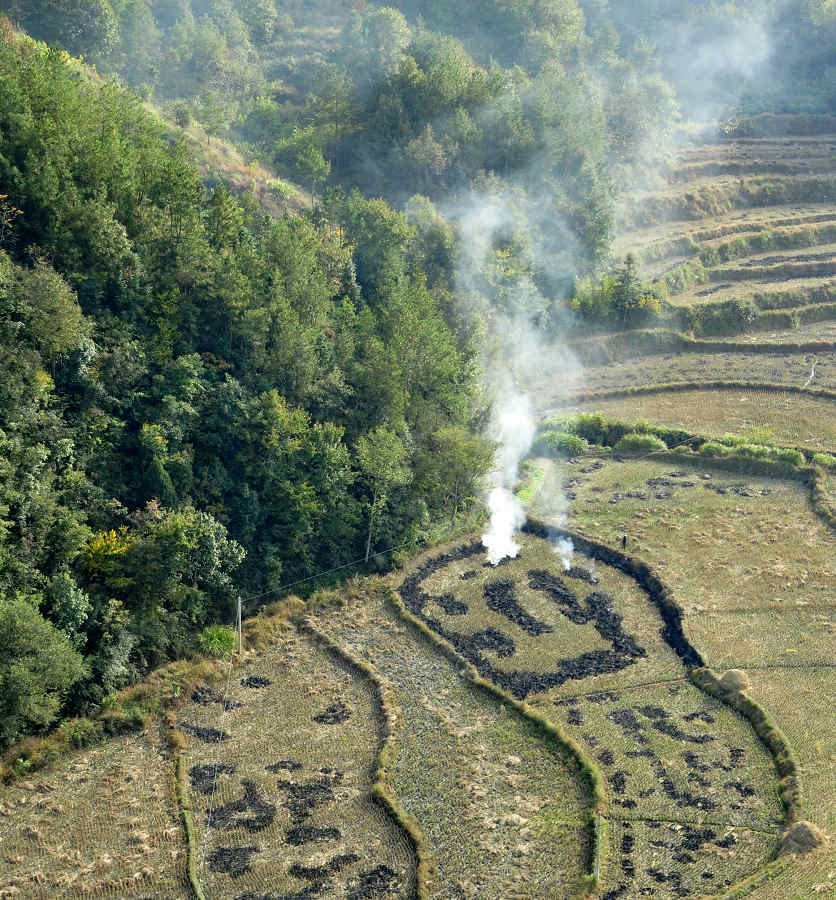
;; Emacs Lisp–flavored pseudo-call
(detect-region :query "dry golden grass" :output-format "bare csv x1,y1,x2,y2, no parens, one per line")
556,387,836,451
558,457,836,618
0,727,188,899
180,628,416,899
310,584,593,898
534,349,836,399
746,669,836,832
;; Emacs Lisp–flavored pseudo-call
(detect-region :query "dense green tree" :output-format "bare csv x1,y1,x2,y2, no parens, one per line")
355,424,412,562
0,597,84,749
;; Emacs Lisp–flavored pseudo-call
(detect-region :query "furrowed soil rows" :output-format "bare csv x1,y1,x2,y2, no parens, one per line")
0,729,189,899
603,818,776,899
535,683,782,830
553,386,836,451
687,607,836,670
726,319,836,343
531,351,836,401
180,628,416,899
746,668,836,832
308,587,591,899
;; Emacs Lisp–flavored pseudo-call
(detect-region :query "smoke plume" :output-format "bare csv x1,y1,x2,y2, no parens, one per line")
482,381,536,564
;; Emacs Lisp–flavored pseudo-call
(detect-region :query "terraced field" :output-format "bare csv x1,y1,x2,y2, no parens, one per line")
553,385,836,451
2,120,834,900
0,728,189,898
616,129,836,343
178,625,417,899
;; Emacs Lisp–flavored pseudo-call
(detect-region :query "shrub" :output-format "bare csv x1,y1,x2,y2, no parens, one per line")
773,448,805,466
699,441,732,457
736,443,771,459
648,425,694,449
613,433,667,453
720,433,747,447
534,430,588,458
812,452,836,470
569,412,632,447
198,624,236,658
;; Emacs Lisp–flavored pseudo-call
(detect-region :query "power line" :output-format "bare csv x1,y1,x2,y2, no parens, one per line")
239,538,420,611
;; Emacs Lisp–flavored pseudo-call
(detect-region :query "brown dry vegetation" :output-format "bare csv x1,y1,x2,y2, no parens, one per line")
308,583,593,899
555,387,836,451
0,727,189,899
534,351,836,400
180,626,416,899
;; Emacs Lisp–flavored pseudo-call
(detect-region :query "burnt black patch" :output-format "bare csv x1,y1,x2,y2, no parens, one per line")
484,578,553,636
465,628,517,658
207,780,276,832
567,708,583,726
347,865,402,899
191,686,242,710
724,780,755,798
274,772,344,824
587,691,621,705
209,845,258,878
598,749,615,766
189,762,235,794
433,592,468,615
715,833,738,849
564,565,599,584
398,526,700,702
289,853,360,881
313,701,351,725
609,771,629,794
241,675,272,688
235,889,324,900
178,721,229,743
683,710,714,724
459,570,478,581
285,825,341,846
266,760,303,773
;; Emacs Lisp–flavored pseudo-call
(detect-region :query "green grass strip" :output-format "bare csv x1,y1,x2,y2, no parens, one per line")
299,619,434,899
559,380,836,406
173,744,207,900
386,584,606,888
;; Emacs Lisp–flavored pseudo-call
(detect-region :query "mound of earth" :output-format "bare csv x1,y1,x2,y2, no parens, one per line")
778,821,827,856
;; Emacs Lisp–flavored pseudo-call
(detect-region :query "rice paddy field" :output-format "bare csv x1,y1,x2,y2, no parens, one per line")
553,386,836,451
1,121,835,900
0,728,189,898
178,625,417,900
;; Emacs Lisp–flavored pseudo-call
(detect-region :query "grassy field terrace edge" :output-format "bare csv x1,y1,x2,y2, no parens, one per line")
567,330,836,366
688,669,801,824
555,380,836,409
392,519,815,896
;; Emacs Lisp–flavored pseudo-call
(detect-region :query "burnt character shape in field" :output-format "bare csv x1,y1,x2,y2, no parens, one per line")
207,779,276,832
398,540,647,699
483,579,553,636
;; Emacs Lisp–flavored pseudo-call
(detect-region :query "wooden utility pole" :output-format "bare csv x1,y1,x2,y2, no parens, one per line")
237,594,243,657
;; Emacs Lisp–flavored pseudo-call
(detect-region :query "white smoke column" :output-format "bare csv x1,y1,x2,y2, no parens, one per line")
482,382,536,564
553,537,574,571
